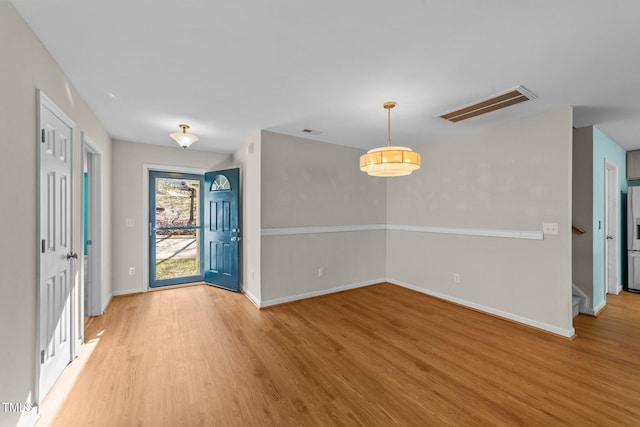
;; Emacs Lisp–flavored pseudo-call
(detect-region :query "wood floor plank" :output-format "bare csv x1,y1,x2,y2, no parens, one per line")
44,283,640,426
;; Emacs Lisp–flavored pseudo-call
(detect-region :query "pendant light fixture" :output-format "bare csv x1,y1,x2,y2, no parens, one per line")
359,101,421,177
170,124,199,149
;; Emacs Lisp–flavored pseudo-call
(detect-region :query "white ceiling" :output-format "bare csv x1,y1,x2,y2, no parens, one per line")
11,0,640,153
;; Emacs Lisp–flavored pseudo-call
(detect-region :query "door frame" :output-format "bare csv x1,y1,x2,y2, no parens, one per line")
82,133,103,315
142,164,209,290
36,90,78,404
604,159,620,296
148,170,205,287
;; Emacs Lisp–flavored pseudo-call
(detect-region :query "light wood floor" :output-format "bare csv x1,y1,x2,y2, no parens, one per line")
46,283,640,426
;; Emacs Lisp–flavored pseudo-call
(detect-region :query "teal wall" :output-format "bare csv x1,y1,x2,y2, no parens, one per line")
592,127,627,309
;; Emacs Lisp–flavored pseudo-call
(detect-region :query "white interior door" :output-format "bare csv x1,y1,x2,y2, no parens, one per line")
604,160,619,295
38,92,75,401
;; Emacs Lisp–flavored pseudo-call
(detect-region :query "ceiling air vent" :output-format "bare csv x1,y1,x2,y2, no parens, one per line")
439,85,536,123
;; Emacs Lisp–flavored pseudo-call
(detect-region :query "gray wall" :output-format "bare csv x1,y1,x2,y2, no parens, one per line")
572,127,594,305
387,107,574,335
111,140,230,295
260,131,387,303
261,131,386,228
0,3,112,426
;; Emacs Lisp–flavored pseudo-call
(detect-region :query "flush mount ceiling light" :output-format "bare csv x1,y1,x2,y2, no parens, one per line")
170,124,199,149
360,101,421,177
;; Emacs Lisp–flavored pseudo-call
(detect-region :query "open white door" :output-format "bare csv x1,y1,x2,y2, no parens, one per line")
37,91,76,402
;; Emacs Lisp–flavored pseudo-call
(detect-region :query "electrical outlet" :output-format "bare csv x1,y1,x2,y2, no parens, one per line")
129,267,135,276
318,267,325,277
453,273,460,283
543,223,558,235
125,218,135,227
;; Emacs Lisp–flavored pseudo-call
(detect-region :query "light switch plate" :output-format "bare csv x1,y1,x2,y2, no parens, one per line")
543,223,558,235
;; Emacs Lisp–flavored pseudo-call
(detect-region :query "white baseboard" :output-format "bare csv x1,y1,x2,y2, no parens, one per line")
112,287,145,297
243,289,261,308
389,278,576,338
259,278,385,308
101,294,112,314
583,299,607,316
107,276,575,338
606,284,623,296
593,300,607,314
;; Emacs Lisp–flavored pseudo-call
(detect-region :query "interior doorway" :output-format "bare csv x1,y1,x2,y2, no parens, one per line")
82,133,103,315
604,160,620,295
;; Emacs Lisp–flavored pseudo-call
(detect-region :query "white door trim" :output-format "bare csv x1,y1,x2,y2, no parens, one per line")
604,159,620,296
82,133,103,315
142,164,209,291
36,89,77,404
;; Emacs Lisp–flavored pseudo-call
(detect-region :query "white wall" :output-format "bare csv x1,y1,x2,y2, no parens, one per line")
111,140,230,295
260,131,387,304
0,3,112,426
232,133,262,304
387,107,574,336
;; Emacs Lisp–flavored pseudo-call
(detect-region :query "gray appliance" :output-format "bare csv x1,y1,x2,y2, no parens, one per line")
627,187,640,292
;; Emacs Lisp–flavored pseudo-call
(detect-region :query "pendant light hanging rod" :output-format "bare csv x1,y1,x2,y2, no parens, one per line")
384,101,395,147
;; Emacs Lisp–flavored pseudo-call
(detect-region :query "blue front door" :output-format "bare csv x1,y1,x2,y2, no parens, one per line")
204,168,241,291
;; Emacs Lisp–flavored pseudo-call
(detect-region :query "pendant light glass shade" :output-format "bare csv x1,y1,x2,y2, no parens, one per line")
170,124,199,149
359,101,421,177
359,146,421,176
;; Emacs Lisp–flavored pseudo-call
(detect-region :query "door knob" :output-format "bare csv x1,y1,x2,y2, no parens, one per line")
66,253,78,260
231,237,237,242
